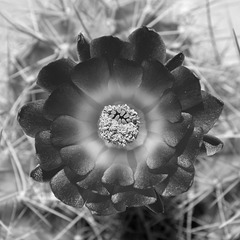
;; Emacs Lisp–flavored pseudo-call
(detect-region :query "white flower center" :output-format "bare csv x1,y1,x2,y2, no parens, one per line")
98,104,140,148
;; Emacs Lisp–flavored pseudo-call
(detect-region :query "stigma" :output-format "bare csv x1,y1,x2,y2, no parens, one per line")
98,104,140,148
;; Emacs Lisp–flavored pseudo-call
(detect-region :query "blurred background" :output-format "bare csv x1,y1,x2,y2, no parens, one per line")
0,0,240,239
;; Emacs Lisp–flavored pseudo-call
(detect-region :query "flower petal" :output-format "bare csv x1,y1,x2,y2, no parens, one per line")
162,167,195,197
18,100,51,137
186,91,224,133
164,113,194,147
111,186,157,208
35,130,63,170
111,58,143,99
50,169,85,208
177,127,203,172
140,60,174,98
165,52,185,71
86,193,119,215
77,33,90,61
60,145,95,176
128,27,166,63
134,162,168,189
37,58,75,92
43,83,98,121
102,164,134,187
146,89,182,123
143,136,176,170
172,66,202,111
77,166,110,196
51,115,96,148
200,134,223,156
90,36,124,67
71,57,110,102
30,164,63,182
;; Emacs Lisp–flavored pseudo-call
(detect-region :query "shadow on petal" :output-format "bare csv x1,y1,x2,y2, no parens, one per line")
165,52,185,72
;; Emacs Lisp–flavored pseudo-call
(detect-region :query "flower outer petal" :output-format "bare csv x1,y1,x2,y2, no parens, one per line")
111,58,143,100
50,115,96,148
128,27,166,64
86,193,120,215
200,134,223,156
134,161,168,189
177,127,203,172
37,58,75,92
77,33,90,62
111,186,157,208
64,166,86,183
172,66,202,111
50,169,85,208
165,52,185,72
161,167,195,197
18,100,51,137
35,130,63,170
71,57,110,102
186,91,224,133
146,89,182,123
137,60,174,110
43,83,99,121
90,36,124,67
30,164,63,182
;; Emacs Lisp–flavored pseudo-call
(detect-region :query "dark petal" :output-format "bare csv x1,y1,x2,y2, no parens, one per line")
86,194,119,215
186,91,224,133
77,167,110,196
30,164,63,182
147,89,182,123
140,60,174,99
172,66,202,111
102,164,134,186
51,115,96,148
162,167,195,197
128,27,166,64
145,138,176,170
77,33,90,62
177,127,203,172
72,58,110,101
111,186,157,208
163,113,194,147
165,53,185,71
90,36,124,67
43,83,98,121
134,162,168,189
200,134,223,156
60,145,95,176
146,192,164,214
50,169,85,208
35,130,63,170
18,100,51,137
112,59,142,97
64,166,86,183
37,58,76,92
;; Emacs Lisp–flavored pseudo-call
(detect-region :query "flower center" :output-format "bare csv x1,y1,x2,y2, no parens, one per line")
98,104,140,148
